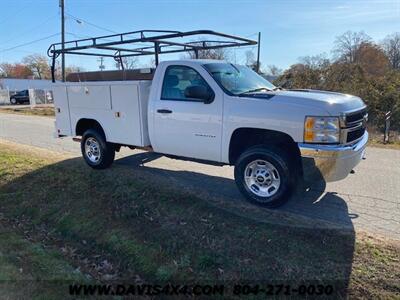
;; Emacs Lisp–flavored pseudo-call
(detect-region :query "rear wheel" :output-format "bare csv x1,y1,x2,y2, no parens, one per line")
10,98,17,105
234,146,295,208
81,129,115,169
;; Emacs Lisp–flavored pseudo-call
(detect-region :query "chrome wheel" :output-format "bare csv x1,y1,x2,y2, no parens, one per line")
84,137,101,163
244,159,281,198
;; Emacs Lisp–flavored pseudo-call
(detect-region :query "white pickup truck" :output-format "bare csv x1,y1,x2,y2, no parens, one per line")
53,59,368,207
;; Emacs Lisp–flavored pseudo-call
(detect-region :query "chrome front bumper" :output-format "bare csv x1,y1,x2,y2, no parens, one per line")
298,131,368,182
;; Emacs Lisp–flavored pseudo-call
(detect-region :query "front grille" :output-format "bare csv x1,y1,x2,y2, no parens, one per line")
343,108,367,143
346,109,367,125
347,127,365,143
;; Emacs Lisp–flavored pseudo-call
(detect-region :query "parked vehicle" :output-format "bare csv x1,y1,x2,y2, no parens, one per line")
10,90,30,105
50,30,368,208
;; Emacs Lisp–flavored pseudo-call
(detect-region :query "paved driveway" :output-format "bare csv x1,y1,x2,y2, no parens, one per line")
0,113,399,239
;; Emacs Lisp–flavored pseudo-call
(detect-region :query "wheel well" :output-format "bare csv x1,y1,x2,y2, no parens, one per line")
229,128,302,170
75,119,105,138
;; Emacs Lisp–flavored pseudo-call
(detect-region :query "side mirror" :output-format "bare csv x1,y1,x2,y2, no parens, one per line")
184,85,214,104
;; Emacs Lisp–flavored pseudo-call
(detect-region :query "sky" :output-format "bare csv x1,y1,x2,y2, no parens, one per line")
0,0,399,72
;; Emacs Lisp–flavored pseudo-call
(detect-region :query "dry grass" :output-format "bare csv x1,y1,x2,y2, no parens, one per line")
368,128,400,150
0,141,398,298
0,106,55,117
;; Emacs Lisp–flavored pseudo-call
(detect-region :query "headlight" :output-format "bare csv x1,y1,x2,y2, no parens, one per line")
304,116,340,144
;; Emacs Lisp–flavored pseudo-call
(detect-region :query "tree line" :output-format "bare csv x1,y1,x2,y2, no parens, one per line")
0,54,83,80
274,31,400,131
189,31,400,131
1,31,399,131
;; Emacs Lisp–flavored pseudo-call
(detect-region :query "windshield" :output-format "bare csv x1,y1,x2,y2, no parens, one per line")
203,63,276,95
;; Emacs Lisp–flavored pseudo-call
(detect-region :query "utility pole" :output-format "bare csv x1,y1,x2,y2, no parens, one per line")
256,32,261,74
98,57,105,71
60,0,65,81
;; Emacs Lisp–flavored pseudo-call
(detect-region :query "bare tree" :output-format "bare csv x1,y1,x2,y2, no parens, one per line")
244,50,261,71
22,54,51,79
382,32,400,69
124,57,139,69
115,57,139,70
0,63,13,77
245,50,255,66
187,44,229,60
265,65,283,76
0,62,33,78
65,65,85,75
299,54,330,69
333,31,371,63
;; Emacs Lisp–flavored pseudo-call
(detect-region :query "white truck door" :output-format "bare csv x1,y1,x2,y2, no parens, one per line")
109,84,144,146
152,64,223,162
53,85,72,136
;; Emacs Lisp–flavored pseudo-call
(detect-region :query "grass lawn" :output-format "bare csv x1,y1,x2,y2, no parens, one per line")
0,223,87,299
0,140,399,298
0,106,55,117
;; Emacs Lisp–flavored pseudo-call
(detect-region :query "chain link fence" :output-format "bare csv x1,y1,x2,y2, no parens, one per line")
0,89,53,106
0,89,10,105
28,89,54,106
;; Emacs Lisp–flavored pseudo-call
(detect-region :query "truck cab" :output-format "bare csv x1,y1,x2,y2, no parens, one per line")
148,60,223,162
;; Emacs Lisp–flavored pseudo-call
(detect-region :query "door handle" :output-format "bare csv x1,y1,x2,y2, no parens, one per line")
157,109,173,114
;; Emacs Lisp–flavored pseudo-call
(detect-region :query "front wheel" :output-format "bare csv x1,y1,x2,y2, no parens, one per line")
234,146,295,208
10,98,17,105
81,129,115,169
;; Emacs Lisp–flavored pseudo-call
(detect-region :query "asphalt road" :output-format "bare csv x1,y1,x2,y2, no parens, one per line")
0,113,399,239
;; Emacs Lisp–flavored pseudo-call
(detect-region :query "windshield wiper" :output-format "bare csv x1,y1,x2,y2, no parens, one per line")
272,85,287,91
238,87,270,95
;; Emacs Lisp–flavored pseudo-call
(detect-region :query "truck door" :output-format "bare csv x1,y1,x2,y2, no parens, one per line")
53,85,72,136
152,64,223,162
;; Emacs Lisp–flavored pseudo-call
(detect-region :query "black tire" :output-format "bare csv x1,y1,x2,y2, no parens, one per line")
10,98,17,105
234,145,295,208
81,129,115,169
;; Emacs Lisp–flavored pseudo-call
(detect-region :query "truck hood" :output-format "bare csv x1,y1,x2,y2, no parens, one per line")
269,89,366,115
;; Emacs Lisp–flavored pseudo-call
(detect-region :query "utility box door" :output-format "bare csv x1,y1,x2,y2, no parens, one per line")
53,85,72,136
109,84,143,146
68,85,111,110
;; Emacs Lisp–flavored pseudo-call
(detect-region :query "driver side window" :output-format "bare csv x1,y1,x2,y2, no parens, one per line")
161,65,212,101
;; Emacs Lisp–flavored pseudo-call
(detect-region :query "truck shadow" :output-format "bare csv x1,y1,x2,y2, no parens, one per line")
115,152,356,294
116,152,356,230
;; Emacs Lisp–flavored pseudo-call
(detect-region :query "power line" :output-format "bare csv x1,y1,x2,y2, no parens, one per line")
0,14,58,46
244,32,259,39
66,23,153,48
66,31,117,43
0,5,29,27
0,33,60,53
64,12,159,49
65,12,117,34
66,32,91,39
